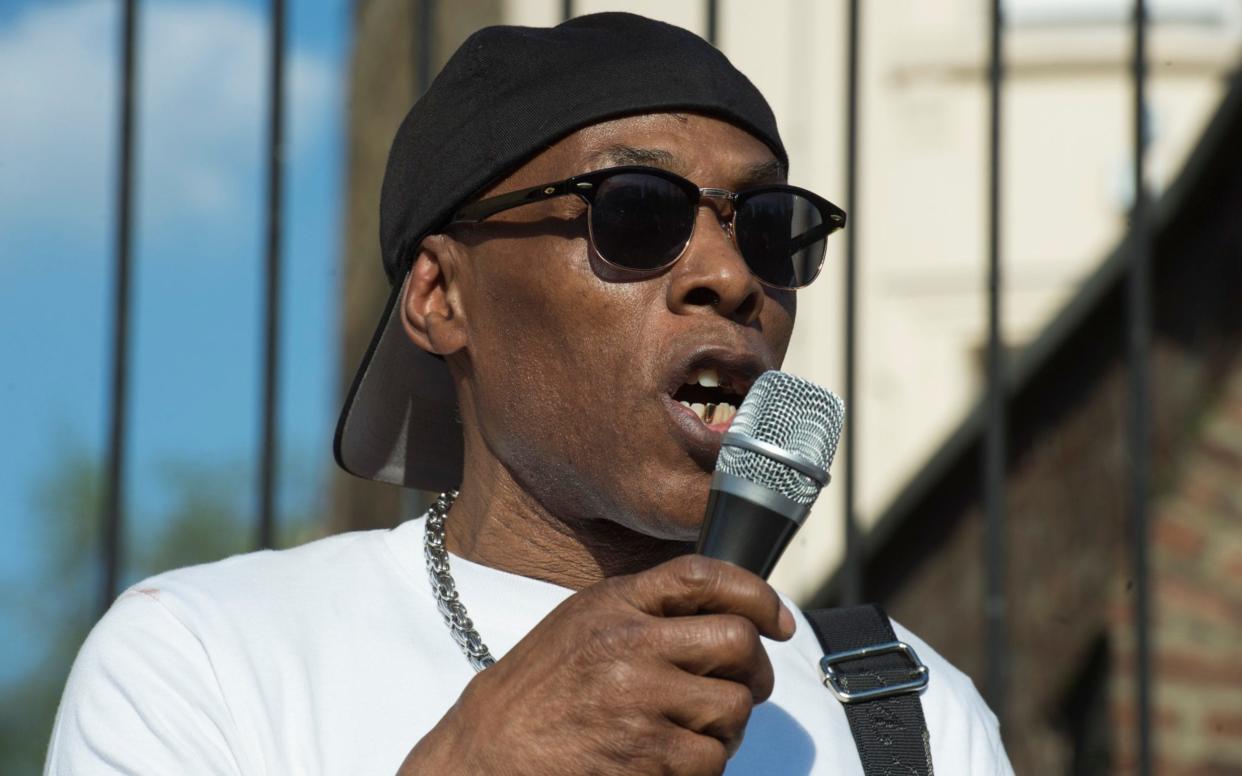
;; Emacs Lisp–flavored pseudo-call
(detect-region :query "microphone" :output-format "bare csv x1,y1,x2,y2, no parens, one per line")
695,370,845,580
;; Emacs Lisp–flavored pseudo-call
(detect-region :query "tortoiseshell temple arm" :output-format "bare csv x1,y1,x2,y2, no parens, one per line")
448,178,580,224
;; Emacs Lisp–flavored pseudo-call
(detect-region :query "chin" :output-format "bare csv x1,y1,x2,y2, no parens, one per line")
627,514,701,543
612,476,710,543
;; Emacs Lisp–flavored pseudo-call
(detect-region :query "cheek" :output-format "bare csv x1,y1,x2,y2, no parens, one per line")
471,262,642,393
463,244,658,462
766,291,797,360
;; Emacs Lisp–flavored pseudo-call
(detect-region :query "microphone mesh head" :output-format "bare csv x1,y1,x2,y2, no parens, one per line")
716,371,846,505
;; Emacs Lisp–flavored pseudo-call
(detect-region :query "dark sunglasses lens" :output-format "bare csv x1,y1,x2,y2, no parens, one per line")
736,192,828,288
590,173,695,270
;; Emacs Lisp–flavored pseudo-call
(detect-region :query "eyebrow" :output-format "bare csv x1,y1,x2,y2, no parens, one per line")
586,144,788,187
737,159,788,186
591,144,682,171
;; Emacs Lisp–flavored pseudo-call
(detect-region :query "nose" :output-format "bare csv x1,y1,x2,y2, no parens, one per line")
666,202,764,325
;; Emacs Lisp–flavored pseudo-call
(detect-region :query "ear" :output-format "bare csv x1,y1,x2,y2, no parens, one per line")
400,234,469,357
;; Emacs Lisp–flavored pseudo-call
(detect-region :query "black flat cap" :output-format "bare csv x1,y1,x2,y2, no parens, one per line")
336,12,787,491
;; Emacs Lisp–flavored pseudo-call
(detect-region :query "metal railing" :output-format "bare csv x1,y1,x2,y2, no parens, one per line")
1129,3,1154,773
102,0,138,615
984,0,1009,727
98,1,1158,768
259,0,287,551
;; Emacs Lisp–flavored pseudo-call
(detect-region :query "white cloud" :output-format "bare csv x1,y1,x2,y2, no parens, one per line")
0,0,339,253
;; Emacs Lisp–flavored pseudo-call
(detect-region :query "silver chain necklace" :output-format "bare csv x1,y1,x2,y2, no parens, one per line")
423,489,497,672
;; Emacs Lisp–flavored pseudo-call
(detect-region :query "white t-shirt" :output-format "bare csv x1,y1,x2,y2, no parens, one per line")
46,516,1013,775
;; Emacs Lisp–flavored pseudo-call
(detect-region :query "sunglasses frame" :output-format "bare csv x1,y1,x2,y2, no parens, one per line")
447,165,847,290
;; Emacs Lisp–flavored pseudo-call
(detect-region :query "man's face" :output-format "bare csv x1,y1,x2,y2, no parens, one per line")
445,113,796,541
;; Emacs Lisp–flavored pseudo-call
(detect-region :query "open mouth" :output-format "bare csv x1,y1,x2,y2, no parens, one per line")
670,366,752,426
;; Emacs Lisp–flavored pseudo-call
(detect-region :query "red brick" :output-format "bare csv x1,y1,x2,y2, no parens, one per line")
1225,398,1242,427
1157,577,1242,630
1111,700,1183,732
1152,645,1242,685
1154,516,1207,560
1161,760,1242,776
1223,551,1242,584
1204,710,1242,740
1183,468,1223,510
1202,437,1242,470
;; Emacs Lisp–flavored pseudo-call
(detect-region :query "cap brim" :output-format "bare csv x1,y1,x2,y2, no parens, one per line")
334,271,463,491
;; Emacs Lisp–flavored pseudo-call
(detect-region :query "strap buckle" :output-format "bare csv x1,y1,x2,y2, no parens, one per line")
819,641,929,704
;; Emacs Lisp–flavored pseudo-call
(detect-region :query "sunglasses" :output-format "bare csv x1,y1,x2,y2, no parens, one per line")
447,165,846,290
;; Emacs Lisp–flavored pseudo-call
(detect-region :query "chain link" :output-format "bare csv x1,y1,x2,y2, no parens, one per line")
424,490,496,672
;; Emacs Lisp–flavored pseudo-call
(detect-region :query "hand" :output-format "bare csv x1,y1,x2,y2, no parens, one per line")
398,554,796,776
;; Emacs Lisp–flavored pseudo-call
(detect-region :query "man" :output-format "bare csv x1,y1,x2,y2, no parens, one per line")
47,13,1012,775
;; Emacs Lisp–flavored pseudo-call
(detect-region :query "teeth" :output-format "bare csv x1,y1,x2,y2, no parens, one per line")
686,367,720,388
681,401,737,425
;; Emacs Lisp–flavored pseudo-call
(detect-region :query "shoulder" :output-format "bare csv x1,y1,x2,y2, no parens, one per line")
147,527,399,596
47,582,245,773
786,605,1013,774
46,528,421,773
789,605,993,720
124,527,412,628
65,528,415,711
888,620,994,717
890,619,1013,773
66,528,399,679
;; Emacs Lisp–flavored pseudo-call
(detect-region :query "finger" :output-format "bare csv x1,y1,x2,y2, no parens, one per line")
646,614,775,702
661,726,729,776
659,672,756,759
612,555,794,641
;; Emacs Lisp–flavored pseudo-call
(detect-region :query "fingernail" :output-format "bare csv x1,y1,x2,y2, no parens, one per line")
779,603,796,638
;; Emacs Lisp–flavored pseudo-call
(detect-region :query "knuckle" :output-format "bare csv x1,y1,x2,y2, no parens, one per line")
612,711,656,754
576,621,645,689
586,616,646,657
721,683,755,727
715,615,759,652
649,727,687,769
600,656,639,693
673,554,719,594
691,736,729,776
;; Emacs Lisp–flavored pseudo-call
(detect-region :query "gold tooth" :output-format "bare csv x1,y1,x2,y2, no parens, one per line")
705,403,717,423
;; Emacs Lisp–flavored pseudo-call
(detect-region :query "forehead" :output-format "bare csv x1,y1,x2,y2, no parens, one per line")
491,113,785,194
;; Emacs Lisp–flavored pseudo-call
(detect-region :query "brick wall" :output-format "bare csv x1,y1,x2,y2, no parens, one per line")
883,361,1132,772
855,78,1242,774
1111,358,1242,774
881,341,1242,774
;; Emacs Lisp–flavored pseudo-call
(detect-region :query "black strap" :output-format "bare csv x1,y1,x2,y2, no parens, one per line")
804,605,933,776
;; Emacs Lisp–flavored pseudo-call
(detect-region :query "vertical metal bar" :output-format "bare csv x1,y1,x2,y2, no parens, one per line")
415,0,434,95
705,0,719,47
841,0,862,606
983,0,1008,723
399,1,437,525
1129,1,1153,773
258,0,286,549
561,0,573,23
103,0,139,614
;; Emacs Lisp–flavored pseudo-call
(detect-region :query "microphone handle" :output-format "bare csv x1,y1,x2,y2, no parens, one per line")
696,488,802,581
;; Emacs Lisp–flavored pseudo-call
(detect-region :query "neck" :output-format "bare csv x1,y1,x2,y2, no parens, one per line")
441,458,690,592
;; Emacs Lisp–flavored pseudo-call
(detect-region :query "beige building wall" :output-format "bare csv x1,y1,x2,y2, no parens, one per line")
503,0,1242,601
342,0,1240,601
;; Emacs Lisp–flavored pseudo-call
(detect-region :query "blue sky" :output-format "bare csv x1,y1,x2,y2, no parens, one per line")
0,0,350,680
